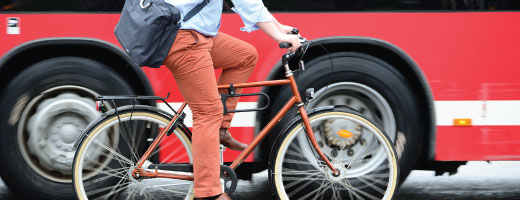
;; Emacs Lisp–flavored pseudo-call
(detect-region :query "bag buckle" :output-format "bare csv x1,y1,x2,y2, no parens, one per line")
140,0,151,9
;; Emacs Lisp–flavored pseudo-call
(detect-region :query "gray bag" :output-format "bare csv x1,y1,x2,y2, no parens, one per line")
115,0,209,68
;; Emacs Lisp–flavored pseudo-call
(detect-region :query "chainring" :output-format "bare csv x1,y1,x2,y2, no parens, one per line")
220,165,238,195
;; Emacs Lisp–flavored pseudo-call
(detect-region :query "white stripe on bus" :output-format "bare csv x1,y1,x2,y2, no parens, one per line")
435,100,520,126
158,102,257,127
159,101,520,127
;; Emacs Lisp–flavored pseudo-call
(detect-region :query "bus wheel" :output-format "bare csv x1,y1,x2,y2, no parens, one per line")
0,57,135,199
269,52,423,184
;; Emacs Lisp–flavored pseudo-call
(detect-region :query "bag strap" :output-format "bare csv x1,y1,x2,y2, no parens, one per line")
182,0,211,23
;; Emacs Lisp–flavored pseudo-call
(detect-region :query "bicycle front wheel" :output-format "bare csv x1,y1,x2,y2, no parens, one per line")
269,107,399,200
72,105,194,200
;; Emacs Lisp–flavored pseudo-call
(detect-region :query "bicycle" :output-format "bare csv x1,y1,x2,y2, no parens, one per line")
72,36,399,200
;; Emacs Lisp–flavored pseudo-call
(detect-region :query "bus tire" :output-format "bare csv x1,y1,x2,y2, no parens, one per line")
0,57,135,199
268,52,423,184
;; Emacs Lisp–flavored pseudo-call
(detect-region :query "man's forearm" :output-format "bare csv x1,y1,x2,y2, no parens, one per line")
257,21,283,42
270,14,283,30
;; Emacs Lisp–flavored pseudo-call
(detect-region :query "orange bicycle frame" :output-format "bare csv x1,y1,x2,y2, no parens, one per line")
132,57,339,180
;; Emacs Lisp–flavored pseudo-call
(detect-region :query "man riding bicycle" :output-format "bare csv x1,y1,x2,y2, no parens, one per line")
162,0,301,199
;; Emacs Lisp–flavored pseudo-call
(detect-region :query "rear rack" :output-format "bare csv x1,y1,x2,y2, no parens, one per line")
96,93,169,101
96,92,177,114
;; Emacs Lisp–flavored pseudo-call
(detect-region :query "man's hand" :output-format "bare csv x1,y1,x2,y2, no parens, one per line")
279,25,294,34
257,21,302,53
276,34,302,53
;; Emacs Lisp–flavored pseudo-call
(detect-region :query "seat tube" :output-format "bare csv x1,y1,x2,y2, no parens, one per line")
136,102,188,169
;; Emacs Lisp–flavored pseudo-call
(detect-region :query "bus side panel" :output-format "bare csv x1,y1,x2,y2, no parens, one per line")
2,12,520,161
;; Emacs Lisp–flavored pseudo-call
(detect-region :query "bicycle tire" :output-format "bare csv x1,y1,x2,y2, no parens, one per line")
269,106,399,200
72,105,194,200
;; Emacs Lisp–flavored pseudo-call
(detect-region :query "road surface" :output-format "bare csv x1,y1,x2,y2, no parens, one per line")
0,161,519,199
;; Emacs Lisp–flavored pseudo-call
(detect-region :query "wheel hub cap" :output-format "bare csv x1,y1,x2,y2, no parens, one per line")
26,93,106,176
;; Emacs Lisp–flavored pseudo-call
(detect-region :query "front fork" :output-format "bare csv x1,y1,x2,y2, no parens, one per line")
283,52,339,176
298,105,340,176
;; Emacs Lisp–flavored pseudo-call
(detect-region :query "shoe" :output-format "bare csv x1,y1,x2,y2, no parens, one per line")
219,128,247,151
216,193,232,200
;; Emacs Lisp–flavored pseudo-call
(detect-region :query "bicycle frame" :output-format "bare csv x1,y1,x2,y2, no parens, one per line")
132,53,339,180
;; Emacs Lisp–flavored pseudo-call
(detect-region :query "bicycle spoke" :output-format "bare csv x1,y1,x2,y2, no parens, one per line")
124,190,135,200
148,137,175,159
272,112,398,200
357,176,386,195
142,192,158,200
75,111,194,200
83,170,127,185
346,186,355,200
119,125,140,163
90,138,133,165
283,157,319,166
338,180,379,200
361,172,389,179
105,174,128,198
88,181,130,199
297,180,332,200
330,183,342,200
285,146,308,159
278,168,322,175
287,173,326,197
360,173,389,186
148,183,192,195
311,180,331,200
83,161,128,174
159,141,188,163
341,179,366,200
129,121,146,163
283,172,325,182
345,148,380,166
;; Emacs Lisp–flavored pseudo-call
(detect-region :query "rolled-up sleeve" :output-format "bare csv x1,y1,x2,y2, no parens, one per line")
230,0,273,32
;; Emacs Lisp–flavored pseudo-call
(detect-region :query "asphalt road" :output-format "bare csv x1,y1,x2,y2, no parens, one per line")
0,161,519,199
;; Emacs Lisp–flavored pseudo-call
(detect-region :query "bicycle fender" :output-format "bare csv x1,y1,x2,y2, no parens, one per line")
72,105,176,150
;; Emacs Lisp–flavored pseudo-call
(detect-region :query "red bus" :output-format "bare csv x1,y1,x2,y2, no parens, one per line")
1,0,519,199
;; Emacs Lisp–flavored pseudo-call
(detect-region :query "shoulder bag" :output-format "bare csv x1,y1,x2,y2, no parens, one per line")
115,0,210,68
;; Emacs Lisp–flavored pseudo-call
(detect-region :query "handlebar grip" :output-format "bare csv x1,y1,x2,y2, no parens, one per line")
279,42,292,49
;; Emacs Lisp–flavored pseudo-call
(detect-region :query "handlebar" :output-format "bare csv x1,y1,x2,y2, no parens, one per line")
278,28,306,49
279,42,292,48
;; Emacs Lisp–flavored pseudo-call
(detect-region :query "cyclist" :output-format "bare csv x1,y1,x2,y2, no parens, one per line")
162,0,301,199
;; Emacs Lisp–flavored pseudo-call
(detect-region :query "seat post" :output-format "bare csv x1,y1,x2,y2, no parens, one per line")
220,145,226,165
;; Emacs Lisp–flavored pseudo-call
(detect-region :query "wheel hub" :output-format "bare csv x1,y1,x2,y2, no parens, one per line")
323,119,361,149
326,163,348,182
129,165,139,182
25,92,108,177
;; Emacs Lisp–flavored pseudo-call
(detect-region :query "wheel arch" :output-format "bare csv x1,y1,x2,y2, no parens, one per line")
256,36,436,165
0,37,155,99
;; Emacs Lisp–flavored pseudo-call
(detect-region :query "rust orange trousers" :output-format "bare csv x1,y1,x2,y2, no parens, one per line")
163,30,257,198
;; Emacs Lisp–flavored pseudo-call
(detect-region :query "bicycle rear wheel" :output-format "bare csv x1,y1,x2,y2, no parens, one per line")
269,107,399,199
72,105,194,200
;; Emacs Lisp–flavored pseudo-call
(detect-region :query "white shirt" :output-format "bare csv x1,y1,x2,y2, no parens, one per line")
163,0,273,36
